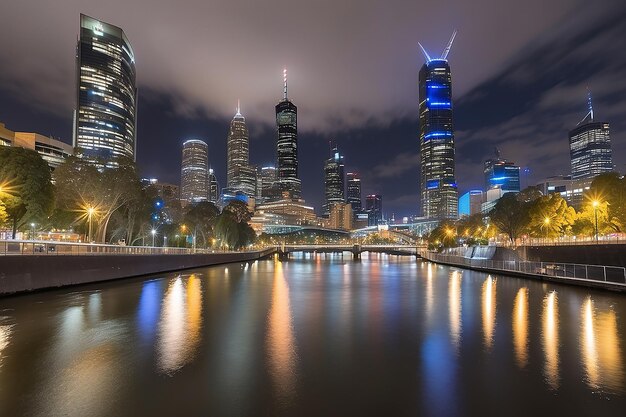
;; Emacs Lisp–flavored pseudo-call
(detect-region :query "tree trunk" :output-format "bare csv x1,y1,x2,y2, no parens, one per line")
12,218,17,239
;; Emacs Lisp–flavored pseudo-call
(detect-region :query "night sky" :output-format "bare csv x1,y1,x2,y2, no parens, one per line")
0,0,624,218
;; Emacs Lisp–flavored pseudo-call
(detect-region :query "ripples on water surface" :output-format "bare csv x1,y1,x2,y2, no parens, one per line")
0,253,624,416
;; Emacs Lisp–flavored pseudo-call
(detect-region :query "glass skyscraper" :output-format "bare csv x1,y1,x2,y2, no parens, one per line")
569,93,612,180
365,194,383,226
275,69,301,199
418,32,458,219
180,139,209,205
484,157,520,193
208,168,219,203
346,172,362,212
73,14,137,163
323,145,346,216
226,102,256,197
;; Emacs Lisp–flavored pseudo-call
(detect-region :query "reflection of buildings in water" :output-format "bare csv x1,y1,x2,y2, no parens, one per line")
580,297,624,392
0,322,14,368
157,275,203,374
481,276,496,350
542,291,559,390
448,271,461,351
425,263,434,322
512,287,529,368
267,260,298,400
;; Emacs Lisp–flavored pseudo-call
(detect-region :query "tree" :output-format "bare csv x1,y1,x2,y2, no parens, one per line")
528,194,576,238
214,212,239,249
489,193,530,244
183,202,220,247
222,200,252,223
427,220,458,249
573,200,613,238
0,147,54,238
586,173,625,233
53,155,144,243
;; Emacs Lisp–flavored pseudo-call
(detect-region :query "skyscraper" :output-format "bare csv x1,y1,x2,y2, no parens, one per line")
180,139,209,205
258,166,278,203
484,151,521,193
569,92,613,180
275,69,301,199
323,144,346,216
346,172,362,212
226,101,256,197
208,168,219,203
365,194,383,226
418,31,458,219
73,14,137,163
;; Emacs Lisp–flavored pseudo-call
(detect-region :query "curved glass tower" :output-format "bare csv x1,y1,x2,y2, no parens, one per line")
74,14,137,163
275,69,301,199
418,32,458,219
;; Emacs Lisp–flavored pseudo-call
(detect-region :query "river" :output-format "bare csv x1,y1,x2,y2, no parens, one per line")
0,253,624,416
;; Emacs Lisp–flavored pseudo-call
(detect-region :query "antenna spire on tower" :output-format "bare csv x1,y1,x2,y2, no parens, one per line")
441,29,457,60
418,42,432,63
283,67,288,100
587,88,594,121
235,99,241,116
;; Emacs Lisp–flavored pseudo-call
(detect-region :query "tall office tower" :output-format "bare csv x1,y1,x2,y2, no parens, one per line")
418,31,458,219
275,69,301,199
323,145,346,216
484,150,520,193
208,168,219,203
73,14,137,164
258,166,278,203
180,139,209,205
365,194,383,226
226,101,255,197
346,172,362,211
569,92,612,180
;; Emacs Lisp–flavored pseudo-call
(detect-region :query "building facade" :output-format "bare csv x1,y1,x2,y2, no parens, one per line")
226,103,256,197
346,172,362,212
418,33,458,219
258,166,277,203
180,139,209,205
13,132,73,170
275,69,301,199
329,203,353,231
365,194,383,226
323,145,345,216
458,190,484,217
569,94,612,180
74,14,137,164
208,168,219,203
484,157,520,193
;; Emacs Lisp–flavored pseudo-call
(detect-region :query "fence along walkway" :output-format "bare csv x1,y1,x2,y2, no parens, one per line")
421,251,626,289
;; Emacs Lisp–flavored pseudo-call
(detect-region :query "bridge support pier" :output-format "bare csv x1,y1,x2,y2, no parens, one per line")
278,251,289,261
352,244,361,260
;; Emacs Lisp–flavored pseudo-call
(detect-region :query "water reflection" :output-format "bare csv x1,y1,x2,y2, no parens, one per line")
449,271,462,351
425,263,434,322
267,260,298,401
481,276,496,350
157,275,203,374
580,297,624,392
0,321,14,368
542,291,559,390
512,287,529,368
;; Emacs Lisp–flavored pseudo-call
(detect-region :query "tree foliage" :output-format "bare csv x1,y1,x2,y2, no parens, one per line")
183,201,220,247
0,147,54,238
488,193,531,244
527,194,576,238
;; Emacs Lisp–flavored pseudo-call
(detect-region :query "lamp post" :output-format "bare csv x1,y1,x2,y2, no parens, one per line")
87,207,95,243
151,229,156,247
30,223,36,240
543,217,550,244
163,236,167,248
592,200,599,244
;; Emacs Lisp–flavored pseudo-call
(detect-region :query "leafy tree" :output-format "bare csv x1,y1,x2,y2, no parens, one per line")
489,192,530,244
0,147,54,238
586,173,625,232
222,200,252,223
183,201,220,247
528,194,576,238
214,212,239,249
236,221,256,248
572,200,613,238
427,220,458,249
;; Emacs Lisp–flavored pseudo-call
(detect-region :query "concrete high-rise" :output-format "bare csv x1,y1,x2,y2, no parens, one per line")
226,102,255,197
323,145,345,216
569,92,613,180
418,31,458,219
275,69,301,199
346,172,362,212
208,168,219,203
73,14,137,164
180,139,209,205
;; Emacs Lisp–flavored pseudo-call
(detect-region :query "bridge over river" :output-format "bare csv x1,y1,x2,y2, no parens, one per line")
279,244,424,259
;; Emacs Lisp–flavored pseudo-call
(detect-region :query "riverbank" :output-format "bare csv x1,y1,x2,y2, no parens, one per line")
422,250,626,292
0,248,277,296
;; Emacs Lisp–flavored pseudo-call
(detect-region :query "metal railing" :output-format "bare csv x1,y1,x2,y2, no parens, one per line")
495,235,626,247
422,251,626,286
0,240,271,256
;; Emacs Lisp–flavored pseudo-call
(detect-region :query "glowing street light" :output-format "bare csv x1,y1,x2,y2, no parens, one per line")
30,222,36,240
151,228,157,247
87,206,95,243
592,200,600,243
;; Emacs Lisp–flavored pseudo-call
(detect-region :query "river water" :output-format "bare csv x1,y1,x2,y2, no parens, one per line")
0,253,624,416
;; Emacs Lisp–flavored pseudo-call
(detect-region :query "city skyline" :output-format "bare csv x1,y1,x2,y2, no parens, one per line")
0,1,625,217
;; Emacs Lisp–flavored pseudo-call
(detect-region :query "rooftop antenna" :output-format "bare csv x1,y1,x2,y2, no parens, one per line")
418,42,432,63
283,67,288,100
440,29,457,60
235,99,241,116
494,147,501,159
577,88,594,125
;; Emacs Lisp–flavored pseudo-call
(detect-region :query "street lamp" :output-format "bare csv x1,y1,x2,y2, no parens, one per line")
592,200,599,244
30,223,36,240
151,229,157,247
87,207,95,243
163,236,167,248
543,217,550,243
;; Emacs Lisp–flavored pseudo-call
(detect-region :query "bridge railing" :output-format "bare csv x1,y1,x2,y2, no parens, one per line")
0,240,274,256
422,251,626,286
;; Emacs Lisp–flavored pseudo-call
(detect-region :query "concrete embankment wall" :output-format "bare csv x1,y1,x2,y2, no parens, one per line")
514,244,626,267
0,249,276,296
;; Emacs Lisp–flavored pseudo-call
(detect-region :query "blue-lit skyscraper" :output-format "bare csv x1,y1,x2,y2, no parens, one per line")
418,31,458,219
484,157,520,193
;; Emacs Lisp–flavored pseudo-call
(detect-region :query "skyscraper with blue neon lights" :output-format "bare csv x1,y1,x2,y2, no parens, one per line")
418,32,458,219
